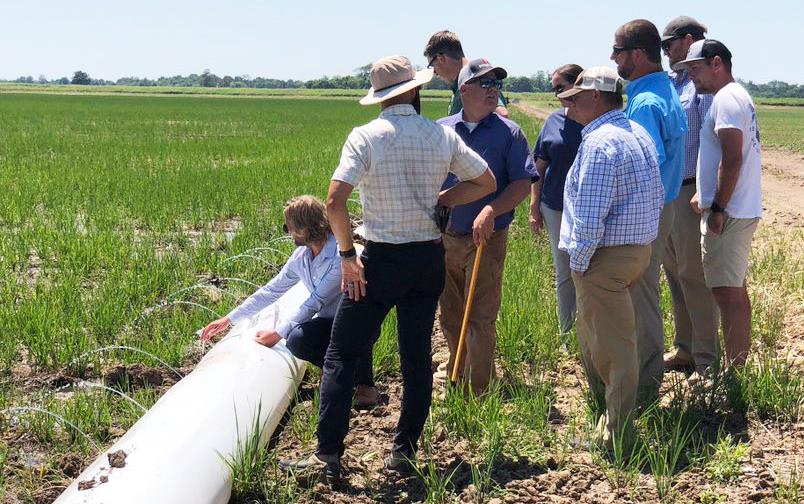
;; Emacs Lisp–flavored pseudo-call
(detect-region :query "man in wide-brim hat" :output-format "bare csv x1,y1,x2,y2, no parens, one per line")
280,55,496,482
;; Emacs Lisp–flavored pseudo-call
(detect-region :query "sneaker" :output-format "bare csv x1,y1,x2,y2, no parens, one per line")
353,385,382,410
279,453,340,483
384,449,414,472
663,349,694,371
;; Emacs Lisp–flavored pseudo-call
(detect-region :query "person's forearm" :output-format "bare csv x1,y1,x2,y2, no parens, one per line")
438,170,496,208
530,158,548,206
486,178,530,216
713,157,741,208
326,181,354,251
530,181,542,207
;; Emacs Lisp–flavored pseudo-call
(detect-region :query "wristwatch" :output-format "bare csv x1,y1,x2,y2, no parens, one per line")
710,202,725,213
338,247,356,259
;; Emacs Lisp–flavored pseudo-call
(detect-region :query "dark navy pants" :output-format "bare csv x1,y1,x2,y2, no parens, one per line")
285,317,374,386
316,240,445,457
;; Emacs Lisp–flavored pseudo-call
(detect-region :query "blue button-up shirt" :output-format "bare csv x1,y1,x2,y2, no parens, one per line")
559,110,664,272
669,70,714,180
438,112,536,233
625,71,688,203
227,233,341,338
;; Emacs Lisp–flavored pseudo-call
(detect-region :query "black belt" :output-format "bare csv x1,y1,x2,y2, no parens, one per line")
682,178,696,186
366,239,441,249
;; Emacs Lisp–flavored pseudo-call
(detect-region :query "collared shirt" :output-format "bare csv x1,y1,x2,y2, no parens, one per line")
332,104,489,244
625,71,688,203
227,234,341,338
559,110,664,272
438,111,535,233
669,70,713,180
449,80,508,116
534,109,584,211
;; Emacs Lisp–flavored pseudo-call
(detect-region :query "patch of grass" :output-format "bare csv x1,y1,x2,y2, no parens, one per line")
705,432,749,483
289,388,319,449
413,421,461,504
772,467,802,503
642,410,698,500
224,404,271,502
733,352,804,423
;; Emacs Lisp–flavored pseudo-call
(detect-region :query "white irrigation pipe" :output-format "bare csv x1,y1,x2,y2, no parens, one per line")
54,284,309,504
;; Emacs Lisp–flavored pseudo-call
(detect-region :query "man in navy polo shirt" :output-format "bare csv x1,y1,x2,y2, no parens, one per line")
438,59,535,396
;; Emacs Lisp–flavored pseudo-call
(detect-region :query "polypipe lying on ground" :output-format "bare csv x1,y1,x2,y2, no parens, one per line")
54,284,309,504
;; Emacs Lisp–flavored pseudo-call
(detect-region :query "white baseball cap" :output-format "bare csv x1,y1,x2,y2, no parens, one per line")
557,66,623,98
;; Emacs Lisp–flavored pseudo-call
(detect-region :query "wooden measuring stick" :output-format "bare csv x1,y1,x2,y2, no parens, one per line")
451,241,485,383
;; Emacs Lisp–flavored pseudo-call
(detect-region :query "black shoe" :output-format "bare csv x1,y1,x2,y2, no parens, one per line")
384,450,414,472
279,453,340,483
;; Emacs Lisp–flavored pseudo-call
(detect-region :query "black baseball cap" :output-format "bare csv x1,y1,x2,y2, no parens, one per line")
662,16,707,42
672,39,732,71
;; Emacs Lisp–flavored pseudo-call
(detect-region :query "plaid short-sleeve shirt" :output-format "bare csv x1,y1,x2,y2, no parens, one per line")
332,104,489,244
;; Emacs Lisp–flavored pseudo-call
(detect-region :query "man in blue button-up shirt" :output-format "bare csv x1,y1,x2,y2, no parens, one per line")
660,16,719,376
558,66,663,451
437,58,534,396
612,19,688,407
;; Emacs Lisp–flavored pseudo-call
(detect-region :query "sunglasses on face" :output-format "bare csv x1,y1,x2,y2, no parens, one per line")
612,45,642,55
427,54,441,69
471,78,503,90
661,37,680,52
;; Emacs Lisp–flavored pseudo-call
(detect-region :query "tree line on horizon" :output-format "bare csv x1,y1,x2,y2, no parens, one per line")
6,67,804,98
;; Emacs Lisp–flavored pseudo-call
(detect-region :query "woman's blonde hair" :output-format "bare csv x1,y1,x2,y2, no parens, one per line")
283,195,330,244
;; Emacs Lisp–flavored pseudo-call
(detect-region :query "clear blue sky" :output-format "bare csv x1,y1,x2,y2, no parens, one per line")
2,0,802,84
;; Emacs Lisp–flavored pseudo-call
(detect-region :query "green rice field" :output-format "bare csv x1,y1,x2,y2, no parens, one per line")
1,91,802,503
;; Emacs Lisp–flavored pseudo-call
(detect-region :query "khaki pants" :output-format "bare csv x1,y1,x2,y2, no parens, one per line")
439,229,508,396
573,245,651,443
631,204,674,407
664,184,719,370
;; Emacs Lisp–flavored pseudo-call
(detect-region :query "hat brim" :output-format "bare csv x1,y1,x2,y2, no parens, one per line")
661,33,678,42
359,69,434,105
556,87,583,99
671,56,705,72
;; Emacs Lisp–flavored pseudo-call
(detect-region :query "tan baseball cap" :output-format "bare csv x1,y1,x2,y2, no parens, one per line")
557,66,623,99
359,55,434,105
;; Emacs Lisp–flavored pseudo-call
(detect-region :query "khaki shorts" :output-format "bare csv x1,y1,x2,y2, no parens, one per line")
700,211,759,288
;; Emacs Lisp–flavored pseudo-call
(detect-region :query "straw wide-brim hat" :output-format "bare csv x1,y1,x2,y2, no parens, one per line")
359,55,433,105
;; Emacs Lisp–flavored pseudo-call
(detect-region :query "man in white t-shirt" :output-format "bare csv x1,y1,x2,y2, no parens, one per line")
674,40,762,367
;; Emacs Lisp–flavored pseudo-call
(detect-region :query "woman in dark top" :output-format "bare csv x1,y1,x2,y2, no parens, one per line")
529,64,584,339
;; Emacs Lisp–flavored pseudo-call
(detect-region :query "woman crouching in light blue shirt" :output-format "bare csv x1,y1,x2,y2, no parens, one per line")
201,195,380,408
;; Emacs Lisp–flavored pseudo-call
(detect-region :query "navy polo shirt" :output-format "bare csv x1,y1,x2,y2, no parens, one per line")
438,112,536,234
534,110,583,211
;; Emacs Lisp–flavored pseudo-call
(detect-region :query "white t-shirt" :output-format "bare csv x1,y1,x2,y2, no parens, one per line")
697,82,762,218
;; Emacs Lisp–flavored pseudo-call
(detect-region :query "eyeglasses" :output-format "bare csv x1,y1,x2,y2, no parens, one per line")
427,54,441,69
612,45,643,55
552,84,567,96
472,78,503,90
660,37,680,52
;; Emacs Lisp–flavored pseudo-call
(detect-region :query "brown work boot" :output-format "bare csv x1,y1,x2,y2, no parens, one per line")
353,385,381,410
663,348,693,371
